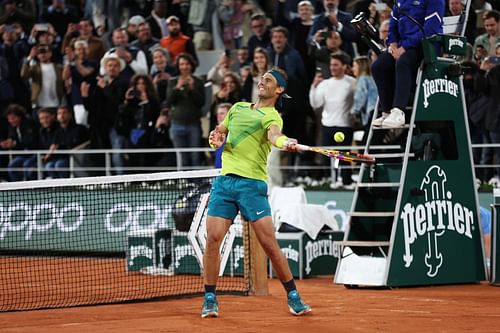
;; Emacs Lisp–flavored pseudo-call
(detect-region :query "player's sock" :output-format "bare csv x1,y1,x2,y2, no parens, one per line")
282,279,296,294
205,284,216,294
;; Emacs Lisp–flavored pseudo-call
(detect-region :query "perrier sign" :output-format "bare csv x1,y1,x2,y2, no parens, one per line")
387,53,486,286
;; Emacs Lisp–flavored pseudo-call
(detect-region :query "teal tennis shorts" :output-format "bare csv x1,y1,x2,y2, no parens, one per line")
207,174,271,222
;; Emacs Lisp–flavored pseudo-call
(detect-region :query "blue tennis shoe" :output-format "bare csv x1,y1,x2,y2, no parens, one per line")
287,290,311,316
201,292,219,318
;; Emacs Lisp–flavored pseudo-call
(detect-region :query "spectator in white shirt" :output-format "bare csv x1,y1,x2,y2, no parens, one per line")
309,52,355,189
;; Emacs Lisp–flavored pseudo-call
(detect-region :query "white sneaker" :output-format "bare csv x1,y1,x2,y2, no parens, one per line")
372,112,388,127
382,108,405,128
343,183,356,190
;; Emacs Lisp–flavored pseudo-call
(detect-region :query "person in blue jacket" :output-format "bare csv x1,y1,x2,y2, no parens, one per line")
371,0,445,128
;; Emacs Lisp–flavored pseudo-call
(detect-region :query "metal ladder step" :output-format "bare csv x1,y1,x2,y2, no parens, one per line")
357,182,400,188
334,240,391,247
348,212,395,217
371,153,414,159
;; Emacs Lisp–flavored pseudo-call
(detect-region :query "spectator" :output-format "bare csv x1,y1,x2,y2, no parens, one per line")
230,46,249,73
0,0,36,33
20,43,66,118
246,13,271,63
150,47,176,104
126,15,145,43
188,0,218,50
309,30,350,79
218,0,246,49
0,52,14,110
307,0,358,59
446,0,477,44
160,15,198,66
462,60,489,183
309,53,356,189
100,28,149,81
62,19,105,63
0,115,8,181
0,104,38,181
29,23,63,64
131,22,160,69
275,0,315,83
166,53,205,168
81,53,128,173
0,24,30,111
267,25,308,140
473,10,500,63
476,44,500,184
39,0,79,39
242,46,271,102
149,105,176,168
37,107,59,177
47,105,89,178
350,56,377,144
207,50,235,93
371,0,445,128
61,39,98,124
267,25,309,182
116,74,160,167
145,0,169,40
210,72,242,130
213,102,231,168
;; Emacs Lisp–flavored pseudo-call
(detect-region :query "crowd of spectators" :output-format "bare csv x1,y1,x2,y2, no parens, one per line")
0,0,500,185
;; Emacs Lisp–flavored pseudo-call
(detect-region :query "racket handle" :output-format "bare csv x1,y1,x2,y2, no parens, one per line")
295,144,311,152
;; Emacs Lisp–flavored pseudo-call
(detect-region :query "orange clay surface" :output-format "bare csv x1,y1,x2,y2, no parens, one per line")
1,277,500,333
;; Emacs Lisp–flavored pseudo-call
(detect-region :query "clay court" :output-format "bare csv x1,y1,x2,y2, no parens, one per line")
1,277,499,333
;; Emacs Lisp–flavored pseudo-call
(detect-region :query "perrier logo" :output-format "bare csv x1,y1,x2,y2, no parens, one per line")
422,78,458,109
400,165,474,277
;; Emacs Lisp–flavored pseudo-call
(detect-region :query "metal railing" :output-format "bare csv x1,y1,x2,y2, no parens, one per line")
0,143,497,181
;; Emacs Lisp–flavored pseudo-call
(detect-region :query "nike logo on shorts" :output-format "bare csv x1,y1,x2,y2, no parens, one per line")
256,210,264,215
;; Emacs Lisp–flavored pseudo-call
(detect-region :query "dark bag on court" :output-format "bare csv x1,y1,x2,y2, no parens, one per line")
172,182,212,231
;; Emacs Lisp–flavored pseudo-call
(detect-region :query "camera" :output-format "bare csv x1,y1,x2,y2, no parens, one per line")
351,12,385,55
224,49,231,58
488,56,500,65
130,89,141,99
34,23,49,32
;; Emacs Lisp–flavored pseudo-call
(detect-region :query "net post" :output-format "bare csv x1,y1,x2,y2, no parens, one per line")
244,222,269,296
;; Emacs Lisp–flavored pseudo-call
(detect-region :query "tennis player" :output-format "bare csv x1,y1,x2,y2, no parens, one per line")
202,67,311,318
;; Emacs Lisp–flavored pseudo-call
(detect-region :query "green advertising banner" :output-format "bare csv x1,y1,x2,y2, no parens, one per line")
0,189,178,253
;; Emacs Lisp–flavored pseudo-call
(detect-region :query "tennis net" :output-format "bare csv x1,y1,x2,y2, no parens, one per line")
0,169,250,311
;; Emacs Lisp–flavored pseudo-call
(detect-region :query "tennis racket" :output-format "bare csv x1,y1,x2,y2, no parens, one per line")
296,144,376,164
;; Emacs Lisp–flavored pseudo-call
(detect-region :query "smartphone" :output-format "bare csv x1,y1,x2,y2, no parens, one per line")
488,56,500,65
321,31,331,39
375,3,388,11
35,23,49,31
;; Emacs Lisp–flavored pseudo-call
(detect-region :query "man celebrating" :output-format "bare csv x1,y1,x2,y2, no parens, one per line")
202,68,311,318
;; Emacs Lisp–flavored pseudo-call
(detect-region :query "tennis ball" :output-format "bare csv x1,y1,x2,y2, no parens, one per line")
334,131,345,143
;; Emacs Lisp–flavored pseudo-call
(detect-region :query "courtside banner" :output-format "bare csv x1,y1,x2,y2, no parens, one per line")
0,189,176,252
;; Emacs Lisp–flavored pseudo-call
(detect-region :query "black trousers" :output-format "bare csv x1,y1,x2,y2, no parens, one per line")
371,48,422,113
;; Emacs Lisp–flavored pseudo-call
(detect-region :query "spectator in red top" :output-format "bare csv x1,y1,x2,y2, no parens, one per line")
159,15,198,66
